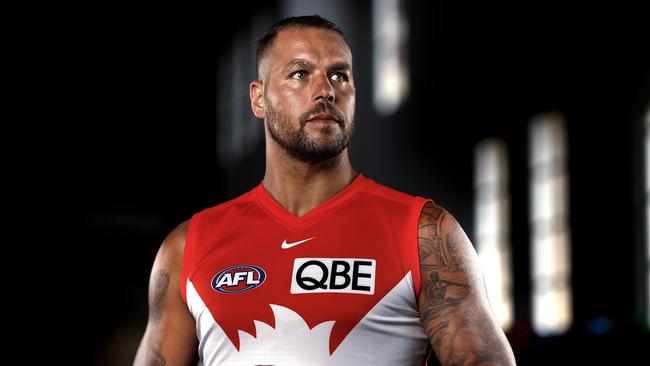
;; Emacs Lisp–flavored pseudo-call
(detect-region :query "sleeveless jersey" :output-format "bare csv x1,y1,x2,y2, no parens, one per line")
180,174,433,365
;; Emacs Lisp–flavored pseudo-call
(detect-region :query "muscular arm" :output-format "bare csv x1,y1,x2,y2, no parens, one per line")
133,221,199,366
418,202,516,365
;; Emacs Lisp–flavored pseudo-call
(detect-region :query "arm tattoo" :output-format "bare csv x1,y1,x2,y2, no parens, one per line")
147,348,166,366
150,270,169,320
146,270,169,365
418,202,513,365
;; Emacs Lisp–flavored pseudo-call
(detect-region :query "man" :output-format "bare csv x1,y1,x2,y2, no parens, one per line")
134,15,516,366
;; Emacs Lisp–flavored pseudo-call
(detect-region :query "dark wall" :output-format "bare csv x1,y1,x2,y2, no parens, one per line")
404,2,650,364
42,1,650,364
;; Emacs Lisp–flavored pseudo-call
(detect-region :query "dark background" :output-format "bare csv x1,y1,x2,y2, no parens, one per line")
35,1,650,364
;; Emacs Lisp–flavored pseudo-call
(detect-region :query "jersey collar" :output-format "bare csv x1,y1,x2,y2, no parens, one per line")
252,173,367,230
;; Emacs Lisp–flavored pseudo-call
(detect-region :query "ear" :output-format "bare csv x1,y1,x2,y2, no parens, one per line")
250,80,265,119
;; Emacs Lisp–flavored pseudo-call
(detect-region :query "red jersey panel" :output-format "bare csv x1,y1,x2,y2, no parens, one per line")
180,174,433,365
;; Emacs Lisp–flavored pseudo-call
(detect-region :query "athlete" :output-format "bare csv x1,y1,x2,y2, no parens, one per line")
134,15,516,366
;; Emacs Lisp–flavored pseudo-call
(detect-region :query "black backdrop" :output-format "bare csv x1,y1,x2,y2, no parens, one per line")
29,1,650,364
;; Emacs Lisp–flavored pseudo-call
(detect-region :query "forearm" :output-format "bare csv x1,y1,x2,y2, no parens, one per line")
134,326,165,366
421,289,515,365
436,303,515,365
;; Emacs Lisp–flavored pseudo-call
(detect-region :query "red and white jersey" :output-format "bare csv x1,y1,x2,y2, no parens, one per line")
180,174,433,365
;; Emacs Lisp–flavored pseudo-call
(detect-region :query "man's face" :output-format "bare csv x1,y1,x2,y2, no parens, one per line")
256,27,356,163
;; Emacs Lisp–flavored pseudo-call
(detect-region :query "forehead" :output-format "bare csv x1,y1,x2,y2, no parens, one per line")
269,27,352,68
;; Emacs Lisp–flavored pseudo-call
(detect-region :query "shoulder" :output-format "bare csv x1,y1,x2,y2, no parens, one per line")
418,201,464,241
156,220,191,267
197,188,258,223
167,220,190,242
419,201,450,221
417,201,481,285
362,177,420,204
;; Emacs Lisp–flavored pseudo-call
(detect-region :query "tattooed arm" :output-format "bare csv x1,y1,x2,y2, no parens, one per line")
418,202,516,365
134,221,199,366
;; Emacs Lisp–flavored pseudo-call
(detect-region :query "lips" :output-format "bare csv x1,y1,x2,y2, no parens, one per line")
308,119,338,124
307,114,339,124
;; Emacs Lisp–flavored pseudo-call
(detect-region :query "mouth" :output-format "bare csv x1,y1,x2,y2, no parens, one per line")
307,114,340,125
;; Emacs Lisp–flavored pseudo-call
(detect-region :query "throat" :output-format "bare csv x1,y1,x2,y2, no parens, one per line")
262,167,358,218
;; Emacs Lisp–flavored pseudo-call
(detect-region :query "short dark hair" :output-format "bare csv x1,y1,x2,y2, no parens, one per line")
256,15,347,70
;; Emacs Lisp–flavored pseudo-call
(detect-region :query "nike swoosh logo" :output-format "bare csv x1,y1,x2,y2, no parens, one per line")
281,237,316,249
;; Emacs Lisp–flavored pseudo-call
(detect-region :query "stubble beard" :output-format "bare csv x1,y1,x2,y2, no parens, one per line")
265,99,354,164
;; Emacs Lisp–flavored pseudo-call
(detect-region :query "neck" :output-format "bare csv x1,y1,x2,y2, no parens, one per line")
263,139,357,218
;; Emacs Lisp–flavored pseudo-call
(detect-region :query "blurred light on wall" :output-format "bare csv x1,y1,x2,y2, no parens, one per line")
529,113,573,336
217,25,265,169
474,138,514,330
372,0,409,115
645,107,650,322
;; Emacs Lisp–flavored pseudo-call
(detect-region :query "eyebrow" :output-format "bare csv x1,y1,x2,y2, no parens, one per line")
284,59,352,72
285,59,311,70
329,62,352,73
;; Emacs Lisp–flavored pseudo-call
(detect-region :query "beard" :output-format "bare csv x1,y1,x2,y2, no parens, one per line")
265,99,354,163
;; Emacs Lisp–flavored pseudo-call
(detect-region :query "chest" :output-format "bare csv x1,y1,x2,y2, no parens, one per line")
187,214,413,353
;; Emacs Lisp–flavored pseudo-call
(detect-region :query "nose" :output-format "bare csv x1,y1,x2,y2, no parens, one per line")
313,73,335,103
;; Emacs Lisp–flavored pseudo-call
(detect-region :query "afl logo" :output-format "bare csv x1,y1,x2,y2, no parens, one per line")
211,265,267,294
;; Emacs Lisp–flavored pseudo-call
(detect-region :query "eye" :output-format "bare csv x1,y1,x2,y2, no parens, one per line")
290,71,308,80
330,72,348,82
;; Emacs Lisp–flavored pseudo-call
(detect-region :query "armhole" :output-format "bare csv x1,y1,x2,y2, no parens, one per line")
408,197,434,302
180,213,201,305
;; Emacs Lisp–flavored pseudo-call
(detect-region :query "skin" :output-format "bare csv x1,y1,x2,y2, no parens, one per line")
418,202,516,365
133,221,198,366
134,26,358,365
250,27,358,217
134,25,516,365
